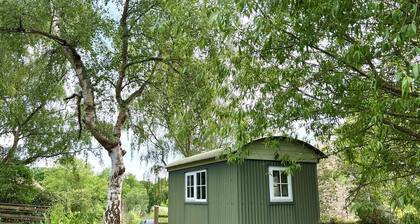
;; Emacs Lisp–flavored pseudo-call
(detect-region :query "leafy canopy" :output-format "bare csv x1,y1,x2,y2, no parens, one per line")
213,0,419,213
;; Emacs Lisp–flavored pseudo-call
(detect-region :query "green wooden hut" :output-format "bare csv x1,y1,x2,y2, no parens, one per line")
166,136,327,224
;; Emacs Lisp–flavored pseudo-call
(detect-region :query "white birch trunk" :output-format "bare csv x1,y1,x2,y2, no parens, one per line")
104,145,125,224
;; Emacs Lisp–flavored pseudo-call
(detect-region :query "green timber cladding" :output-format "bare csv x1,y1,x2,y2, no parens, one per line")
167,136,326,224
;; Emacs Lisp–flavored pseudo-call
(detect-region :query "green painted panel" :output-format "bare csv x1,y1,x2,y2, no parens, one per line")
238,160,320,224
168,170,185,224
185,204,208,224
294,163,320,223
168,162,239,224
208,162,239,224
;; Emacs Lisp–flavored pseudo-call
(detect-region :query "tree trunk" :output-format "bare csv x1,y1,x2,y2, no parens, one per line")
104,145,126,224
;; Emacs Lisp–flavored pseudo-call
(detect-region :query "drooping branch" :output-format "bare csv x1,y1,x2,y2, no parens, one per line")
385,111,420,122
65,93,83,139
146,124,168,166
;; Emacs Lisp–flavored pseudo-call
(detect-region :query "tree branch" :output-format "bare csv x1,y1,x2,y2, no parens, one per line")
124,80,149,105
382,118,420,140
20,102,46,129
2,130,20,163
346,170,420,208
1,25,118,150
0,27,72,47
22,148,85,165
125,57,167,69
65,93,83,139
116,0,131,106
63,47,117,150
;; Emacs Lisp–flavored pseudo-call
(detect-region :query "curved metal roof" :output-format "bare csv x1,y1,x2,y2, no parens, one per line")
246,136,327,158
166,136,326,170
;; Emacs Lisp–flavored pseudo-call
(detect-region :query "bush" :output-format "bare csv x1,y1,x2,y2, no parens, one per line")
353,202,396,224
41,159,108,223
0,163,37,203
50,204,97,224
400,212,420,224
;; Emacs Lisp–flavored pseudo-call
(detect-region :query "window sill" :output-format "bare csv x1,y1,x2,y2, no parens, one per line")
184,201,208,205
269,200,294,205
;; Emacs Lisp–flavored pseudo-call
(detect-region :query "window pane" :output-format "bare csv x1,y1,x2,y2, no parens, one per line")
201,186,206,199
281,172,288,184
201,172,206,185
197,173,201,185
188,175,194,186
191,186,194,197
273,170,280,183
273,184,281,196
197,186,201,199
281,184,289,197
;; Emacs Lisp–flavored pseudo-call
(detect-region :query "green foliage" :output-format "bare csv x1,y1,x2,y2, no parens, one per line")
144,179,168,213
38,158,108,224
0,163,37,203
318,157,352,222
126,210,142,224
1,0,418,222
400,211,420,224
0,0,231,219
352,190,397,224
0,29,84,165
32,160,156,223
123,174,149,219
209,0,419,220
49,204,93,224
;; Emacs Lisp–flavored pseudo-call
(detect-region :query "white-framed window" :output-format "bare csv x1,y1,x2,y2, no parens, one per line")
185,170,207,202
268,166,293,202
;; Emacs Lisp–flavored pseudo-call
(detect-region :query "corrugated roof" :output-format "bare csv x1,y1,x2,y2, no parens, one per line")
166,148,226,168
166,136,326,169
247,136,327,158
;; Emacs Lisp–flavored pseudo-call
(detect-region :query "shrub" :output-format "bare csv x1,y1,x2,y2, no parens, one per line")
0,163,37,203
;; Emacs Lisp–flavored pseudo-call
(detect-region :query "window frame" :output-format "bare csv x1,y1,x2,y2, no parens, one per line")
268,166,293,203
185,173,195,201
184,169,207,203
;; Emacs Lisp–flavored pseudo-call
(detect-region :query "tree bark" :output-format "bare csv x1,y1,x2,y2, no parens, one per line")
104,145,126,224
